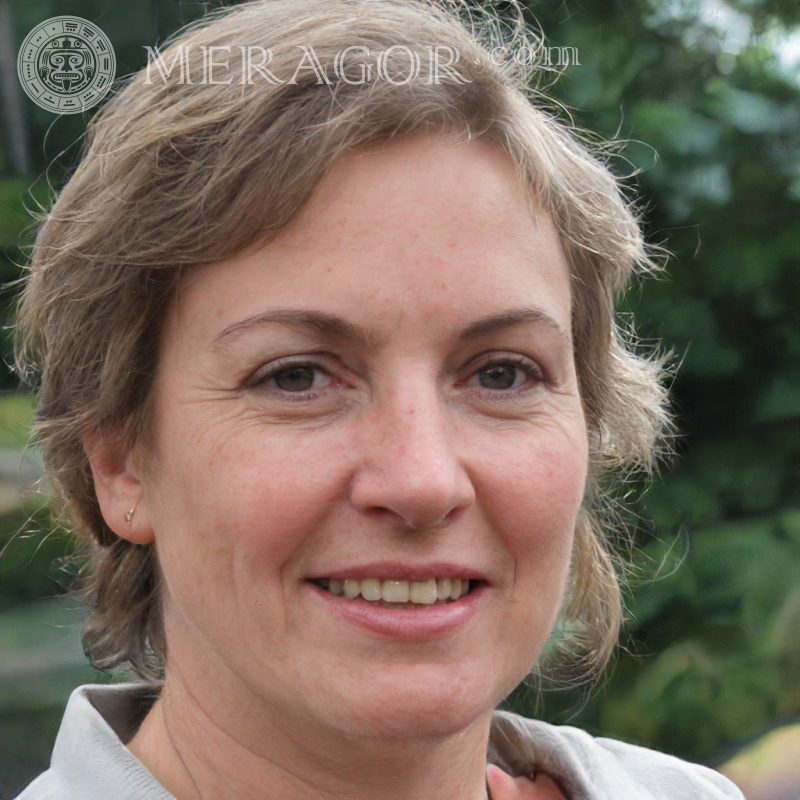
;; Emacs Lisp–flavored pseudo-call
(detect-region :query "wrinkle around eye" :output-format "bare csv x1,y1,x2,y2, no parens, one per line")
239,358,363,422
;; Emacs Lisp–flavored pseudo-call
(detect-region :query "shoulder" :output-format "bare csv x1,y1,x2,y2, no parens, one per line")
14,683,172,800
489,710,745,800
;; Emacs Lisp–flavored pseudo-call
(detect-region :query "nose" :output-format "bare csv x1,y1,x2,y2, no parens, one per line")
348,382,476,531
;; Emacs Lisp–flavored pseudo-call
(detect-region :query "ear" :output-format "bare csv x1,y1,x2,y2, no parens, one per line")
84,428,154,545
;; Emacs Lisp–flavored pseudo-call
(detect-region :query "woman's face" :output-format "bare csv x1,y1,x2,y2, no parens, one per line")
136,136,588,743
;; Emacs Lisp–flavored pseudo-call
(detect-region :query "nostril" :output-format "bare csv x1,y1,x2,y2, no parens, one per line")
355,502,456,533
403,505,461,532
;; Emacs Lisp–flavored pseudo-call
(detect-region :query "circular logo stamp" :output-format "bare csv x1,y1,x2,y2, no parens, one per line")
17,16,116,114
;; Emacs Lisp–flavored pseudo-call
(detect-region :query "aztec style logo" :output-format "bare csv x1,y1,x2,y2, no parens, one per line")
17,16,116,114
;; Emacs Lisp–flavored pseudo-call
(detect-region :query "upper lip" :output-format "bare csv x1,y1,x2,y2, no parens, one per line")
310,561,487,583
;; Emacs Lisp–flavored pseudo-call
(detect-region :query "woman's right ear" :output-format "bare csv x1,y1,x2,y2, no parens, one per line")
83,429,155,545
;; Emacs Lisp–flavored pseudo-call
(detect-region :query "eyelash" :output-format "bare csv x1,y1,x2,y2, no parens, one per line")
463,354,545,395
248,353,545,400
247,358,334,400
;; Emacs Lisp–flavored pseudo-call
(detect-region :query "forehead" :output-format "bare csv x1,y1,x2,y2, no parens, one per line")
170,135,572,345
301,136,543,250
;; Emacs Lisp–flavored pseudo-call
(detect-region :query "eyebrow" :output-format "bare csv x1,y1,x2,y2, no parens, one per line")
211,307,569,350
460,308,569,342
211,310,377,350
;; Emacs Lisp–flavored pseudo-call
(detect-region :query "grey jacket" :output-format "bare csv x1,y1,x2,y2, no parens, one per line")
17,683,744,799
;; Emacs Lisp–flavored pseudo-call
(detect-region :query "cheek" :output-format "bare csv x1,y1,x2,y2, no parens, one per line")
476,422,588,578
470,423,587,688
153,428,343,600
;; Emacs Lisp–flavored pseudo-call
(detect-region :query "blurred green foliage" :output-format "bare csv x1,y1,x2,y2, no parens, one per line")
0,394,34,450
0,0,798,796
510,0,800,766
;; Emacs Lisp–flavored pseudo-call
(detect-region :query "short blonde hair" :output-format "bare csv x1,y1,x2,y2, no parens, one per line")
16,0,669,682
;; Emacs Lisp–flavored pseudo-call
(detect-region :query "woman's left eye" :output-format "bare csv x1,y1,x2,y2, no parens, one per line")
465,358,540,392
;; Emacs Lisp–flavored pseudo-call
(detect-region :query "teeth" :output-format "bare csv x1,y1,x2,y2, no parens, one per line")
322,577,471,603
361,578,382,601
382,580,409,603
409,579,437,605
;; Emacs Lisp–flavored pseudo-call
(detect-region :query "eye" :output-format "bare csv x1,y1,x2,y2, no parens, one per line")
476,363,525,390
464,356,542,393
265,363,331,392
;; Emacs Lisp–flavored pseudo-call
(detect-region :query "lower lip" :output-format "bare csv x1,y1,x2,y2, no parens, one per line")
308,582,486,641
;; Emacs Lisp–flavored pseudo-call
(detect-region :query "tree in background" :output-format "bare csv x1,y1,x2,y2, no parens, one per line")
0,0,798,794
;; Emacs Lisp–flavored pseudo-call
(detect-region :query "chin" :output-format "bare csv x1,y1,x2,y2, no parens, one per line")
346,701,490,744
318,664,513,743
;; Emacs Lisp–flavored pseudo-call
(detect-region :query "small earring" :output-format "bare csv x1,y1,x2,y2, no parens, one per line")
125,507,135,524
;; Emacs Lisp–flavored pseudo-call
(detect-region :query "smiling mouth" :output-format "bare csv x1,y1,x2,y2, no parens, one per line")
312,577,477,607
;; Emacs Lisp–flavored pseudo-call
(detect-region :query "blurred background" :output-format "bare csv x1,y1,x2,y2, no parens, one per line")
0,0,798,798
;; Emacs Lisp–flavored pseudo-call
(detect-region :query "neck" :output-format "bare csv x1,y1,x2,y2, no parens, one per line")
128,666,493,800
